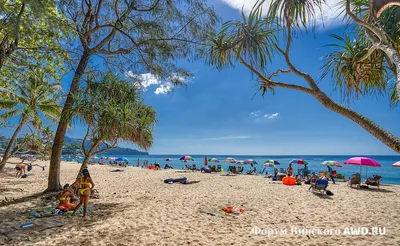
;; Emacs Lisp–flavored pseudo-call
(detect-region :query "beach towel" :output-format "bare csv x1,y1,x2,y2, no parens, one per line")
199,206,246,217
164,177,187,184
29,204,92,218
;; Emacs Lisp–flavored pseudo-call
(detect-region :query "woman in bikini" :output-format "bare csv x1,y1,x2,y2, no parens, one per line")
57,184,76,211
72,168,94,217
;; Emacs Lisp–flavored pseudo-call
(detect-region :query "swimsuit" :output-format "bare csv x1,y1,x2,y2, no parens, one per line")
79,177,91,195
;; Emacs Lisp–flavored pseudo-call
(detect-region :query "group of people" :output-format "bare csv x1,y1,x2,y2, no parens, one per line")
284,163,335,184
56,168,95,217
15,160,46,178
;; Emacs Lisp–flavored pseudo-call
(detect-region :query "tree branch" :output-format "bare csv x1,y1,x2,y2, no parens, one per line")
238,56,314,95
133,0,161,12
267,69,291,80
92,141,117,156
345,0,389,44
82,127,90,156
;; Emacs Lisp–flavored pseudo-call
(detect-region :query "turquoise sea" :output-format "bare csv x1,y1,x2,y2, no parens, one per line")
65,154,400,185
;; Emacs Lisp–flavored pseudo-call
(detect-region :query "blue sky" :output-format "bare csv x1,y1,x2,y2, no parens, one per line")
2,0,400,155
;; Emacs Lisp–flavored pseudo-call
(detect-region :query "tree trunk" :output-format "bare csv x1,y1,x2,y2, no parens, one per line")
46,52,90,192
0,117,26,171
313,90,400,153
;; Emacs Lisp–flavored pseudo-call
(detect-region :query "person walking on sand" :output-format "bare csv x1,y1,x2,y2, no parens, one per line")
72,168,94,217
287,163,293,176
327,166,335,184
137,159,140,167
15,160,26,178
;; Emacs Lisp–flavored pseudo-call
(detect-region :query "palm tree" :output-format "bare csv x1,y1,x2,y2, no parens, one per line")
0,69,61,170
75,73,156,172
206,0,400,153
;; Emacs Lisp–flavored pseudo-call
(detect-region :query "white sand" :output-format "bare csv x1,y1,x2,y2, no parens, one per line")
1,158,400,245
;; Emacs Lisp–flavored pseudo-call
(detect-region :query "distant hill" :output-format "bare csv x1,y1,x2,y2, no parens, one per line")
62,136,149,155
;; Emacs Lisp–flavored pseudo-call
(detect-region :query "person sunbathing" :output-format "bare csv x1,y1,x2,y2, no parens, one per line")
57,184,76,211
308,172,319,190
72,168,94,217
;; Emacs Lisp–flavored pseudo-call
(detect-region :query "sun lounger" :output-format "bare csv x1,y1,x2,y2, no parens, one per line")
348,173,361,188
217,165,222,172
237,166,244,174
258,168,266,175
312,179,329,193
365,175,382,188
228,166,238,174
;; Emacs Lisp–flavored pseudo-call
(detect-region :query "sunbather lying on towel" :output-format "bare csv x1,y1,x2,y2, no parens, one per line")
57,184,77,211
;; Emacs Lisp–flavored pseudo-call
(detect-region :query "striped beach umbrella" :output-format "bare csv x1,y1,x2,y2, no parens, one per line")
244,159,258,165
179,156,194,161
321,161,342,167
208,158,220,163
224,157,237,163
290,159,308,165
264,160,280,165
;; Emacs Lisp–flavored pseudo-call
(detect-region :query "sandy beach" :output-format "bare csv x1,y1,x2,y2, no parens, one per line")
1,159,400,246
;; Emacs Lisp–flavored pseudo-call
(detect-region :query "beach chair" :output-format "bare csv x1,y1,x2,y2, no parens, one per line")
365,175,382,188
258,168,266,175
279,168,286,174
217,165,222,172
312,179,329,193
191,164,199,171
348,173,361,188
209,165,216,172
237,166,244,174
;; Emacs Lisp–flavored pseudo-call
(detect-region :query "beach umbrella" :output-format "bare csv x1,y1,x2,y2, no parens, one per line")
165,158,173,161
263,162,276,167
264,160,280,165
208,158,220,162
244,159,258,165
289,159,308,175
116,157,128,162
224,157,237,163
321,161,343,168
204,156,208,166
107,157,116,160
344,157,381,180
289,159,308,165
237,160,245,165
179,156,194,161
392,161,400,167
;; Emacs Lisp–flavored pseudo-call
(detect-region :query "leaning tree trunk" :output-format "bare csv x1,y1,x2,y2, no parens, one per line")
313,90,400,153
46,52,90,192
0,117,26,171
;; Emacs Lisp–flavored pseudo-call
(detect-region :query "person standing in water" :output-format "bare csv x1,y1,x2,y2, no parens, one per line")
136,159,140,167
72,168,94,217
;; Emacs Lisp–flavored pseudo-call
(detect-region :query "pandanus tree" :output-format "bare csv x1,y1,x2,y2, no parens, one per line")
323,1,400,104
74,73,156,174
206,0,400,153
47,0,218,191
0,69,61,171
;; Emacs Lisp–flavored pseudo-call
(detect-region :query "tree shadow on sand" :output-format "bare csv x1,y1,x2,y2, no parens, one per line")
350,187,395,193
0,200,130,245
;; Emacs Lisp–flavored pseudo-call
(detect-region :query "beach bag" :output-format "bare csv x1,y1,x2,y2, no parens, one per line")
326,190,334,196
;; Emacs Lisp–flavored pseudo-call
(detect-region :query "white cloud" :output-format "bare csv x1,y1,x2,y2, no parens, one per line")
219,0,344,28
125,72,188,95
250,111,260,117
264,113,279,119
154,82,174,95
